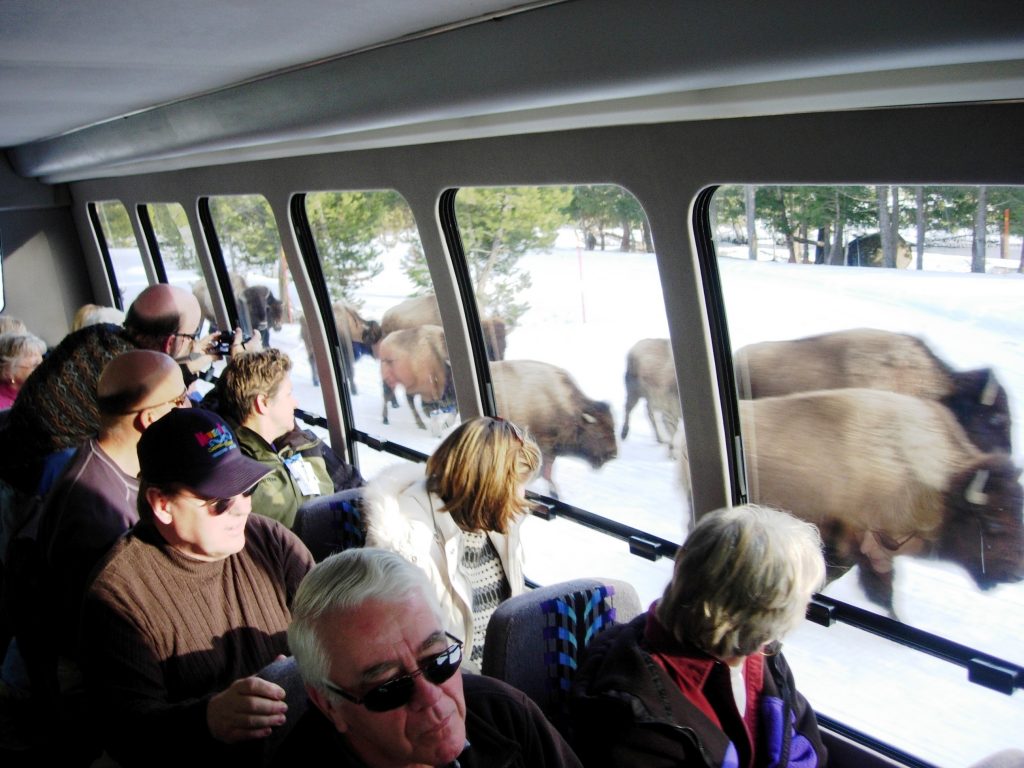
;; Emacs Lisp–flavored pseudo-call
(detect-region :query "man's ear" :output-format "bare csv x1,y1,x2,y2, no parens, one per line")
161,334,178,356
147,486,174,525
254,393,270,416
307,685,349,734
138,408,161,430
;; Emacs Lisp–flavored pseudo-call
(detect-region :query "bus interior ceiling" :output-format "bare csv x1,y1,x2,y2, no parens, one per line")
2,1,1024,766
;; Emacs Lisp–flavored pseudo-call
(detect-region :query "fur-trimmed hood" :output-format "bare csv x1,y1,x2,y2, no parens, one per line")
362,462,444,556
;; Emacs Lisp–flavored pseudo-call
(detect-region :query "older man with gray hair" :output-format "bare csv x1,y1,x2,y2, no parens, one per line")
279,547,582,768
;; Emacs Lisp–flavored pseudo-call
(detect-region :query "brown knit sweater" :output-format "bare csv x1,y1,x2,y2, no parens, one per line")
79,514,313,767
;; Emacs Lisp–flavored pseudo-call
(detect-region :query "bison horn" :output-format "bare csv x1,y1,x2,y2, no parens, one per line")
582,412,597,424
964,469,990,506
980,370,999,407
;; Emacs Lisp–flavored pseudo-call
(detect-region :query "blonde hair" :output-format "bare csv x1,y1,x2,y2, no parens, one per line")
426,417,541,534
217,348,291,424
0,316,27,335
73,303,125,331
657,504,825,659
0,332,47,381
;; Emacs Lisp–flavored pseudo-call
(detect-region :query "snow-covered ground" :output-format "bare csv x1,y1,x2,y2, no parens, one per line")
113,232,1024,766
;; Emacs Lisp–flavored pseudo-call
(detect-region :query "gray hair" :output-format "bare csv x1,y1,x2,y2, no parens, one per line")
288,548,438,696
657,504,825,659
0,332,46,381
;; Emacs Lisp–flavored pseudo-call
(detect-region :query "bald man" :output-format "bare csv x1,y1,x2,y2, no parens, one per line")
36,350,189,657
0,284,252,493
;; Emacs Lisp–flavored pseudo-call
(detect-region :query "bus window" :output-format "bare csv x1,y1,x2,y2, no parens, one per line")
711,183,1024,763
206,194,326,436
142,202,209,322
303,190,433,476
90,200,148,309
452,184,682,599
144,202,200,287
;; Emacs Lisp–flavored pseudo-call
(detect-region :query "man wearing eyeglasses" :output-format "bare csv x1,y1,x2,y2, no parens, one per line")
280,547,582,768
79,408,314,766
34,350,190,661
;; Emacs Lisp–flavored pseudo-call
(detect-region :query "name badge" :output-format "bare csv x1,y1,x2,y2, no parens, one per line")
284,454,320,496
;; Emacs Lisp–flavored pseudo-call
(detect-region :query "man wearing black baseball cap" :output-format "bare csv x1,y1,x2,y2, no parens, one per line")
79,408,314,767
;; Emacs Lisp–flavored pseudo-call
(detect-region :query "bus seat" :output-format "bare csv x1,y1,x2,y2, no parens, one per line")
255,655,307,766
292,489,365,562
481,578,641,733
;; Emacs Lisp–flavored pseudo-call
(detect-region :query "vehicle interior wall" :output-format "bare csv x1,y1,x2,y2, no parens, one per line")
0,206,92,344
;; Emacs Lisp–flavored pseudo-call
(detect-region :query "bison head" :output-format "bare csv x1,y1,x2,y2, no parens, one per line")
362,319,383,349
945,368,1012,454
266,293,284,331
935,458,1024,589
574,401,618,469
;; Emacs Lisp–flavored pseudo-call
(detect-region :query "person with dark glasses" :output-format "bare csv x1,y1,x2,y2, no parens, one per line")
78,407,315,766
280,547,582,768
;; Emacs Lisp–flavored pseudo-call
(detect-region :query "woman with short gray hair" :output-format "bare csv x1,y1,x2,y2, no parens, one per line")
0,332,46,409
571,504,828,767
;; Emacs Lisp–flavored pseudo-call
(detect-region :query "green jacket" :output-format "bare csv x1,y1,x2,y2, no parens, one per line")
234,425,335,529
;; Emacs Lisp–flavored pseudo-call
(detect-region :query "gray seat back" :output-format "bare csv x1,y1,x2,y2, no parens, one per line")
481,577,641,732
256,655,308,766
292,488,365,561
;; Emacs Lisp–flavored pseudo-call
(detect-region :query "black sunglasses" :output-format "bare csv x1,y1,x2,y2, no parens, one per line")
177,484,258,516
323,633,463,712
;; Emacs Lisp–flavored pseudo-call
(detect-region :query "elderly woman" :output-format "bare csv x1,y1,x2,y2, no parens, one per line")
0,332,47,408
571,504,828,768
363,416,541,667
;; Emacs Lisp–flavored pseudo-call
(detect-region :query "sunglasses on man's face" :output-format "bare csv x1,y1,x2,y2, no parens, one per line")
179,485,258,516
323,633,463,712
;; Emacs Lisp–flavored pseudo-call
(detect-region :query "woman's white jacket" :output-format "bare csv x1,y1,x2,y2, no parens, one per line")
362,463,526,645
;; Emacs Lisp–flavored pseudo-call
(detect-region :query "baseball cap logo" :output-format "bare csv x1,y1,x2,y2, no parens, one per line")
194,424,236,458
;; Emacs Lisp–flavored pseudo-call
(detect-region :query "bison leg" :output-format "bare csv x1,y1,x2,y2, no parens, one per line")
645,401,667,444
309,354,320,387
621,380,640,440
854,551,898,620
540,456,559,500
407,393,428,430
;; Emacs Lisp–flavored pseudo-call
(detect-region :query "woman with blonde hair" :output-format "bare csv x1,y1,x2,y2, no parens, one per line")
572,504,828,767
0,332,47,408
72,303,125,331
363,416,542,667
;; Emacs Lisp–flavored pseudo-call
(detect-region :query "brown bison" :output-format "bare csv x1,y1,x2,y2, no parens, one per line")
490,360,617,498
734,328,1012,454
621,338,680,451
378,325,454,434
381,292,507,361
192,275,283,347
301,301,382,391
738,388,1024,616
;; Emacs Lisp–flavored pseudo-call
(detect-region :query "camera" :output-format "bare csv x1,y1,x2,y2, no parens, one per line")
215,330,252,355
